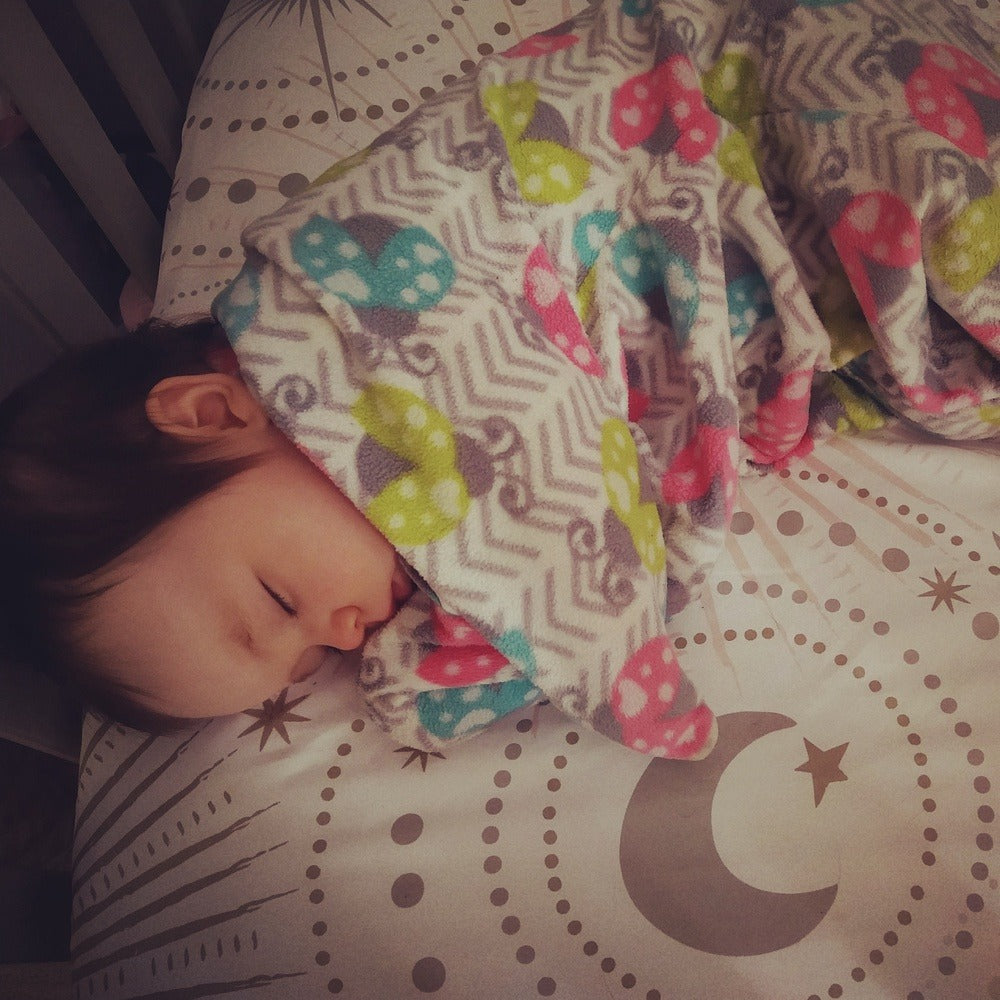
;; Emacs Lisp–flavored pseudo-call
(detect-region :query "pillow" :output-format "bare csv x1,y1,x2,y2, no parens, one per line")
153,0,591,319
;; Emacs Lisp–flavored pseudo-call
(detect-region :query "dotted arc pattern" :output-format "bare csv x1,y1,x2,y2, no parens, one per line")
154,0,590,316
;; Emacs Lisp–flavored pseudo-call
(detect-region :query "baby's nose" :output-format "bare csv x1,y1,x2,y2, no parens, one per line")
317,605,366,651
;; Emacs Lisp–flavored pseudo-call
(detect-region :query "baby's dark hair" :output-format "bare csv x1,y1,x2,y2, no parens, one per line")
0,318,258,733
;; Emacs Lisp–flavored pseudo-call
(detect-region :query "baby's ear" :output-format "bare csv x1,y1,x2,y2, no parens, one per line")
145,373,267,442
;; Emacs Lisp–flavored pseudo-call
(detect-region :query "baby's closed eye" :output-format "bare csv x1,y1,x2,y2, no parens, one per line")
260,579,296,616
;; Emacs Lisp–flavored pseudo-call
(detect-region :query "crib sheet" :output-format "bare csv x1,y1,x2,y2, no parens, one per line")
74,0,998,996
71,424,999,998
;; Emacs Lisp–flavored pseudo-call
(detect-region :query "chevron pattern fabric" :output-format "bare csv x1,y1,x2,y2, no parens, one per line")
213,0,999,758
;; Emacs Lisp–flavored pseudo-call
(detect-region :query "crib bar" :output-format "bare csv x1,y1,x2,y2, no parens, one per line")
73,0,182,174
0,0,162,297
0,656,82,762
0,177,116,345
159,0,209,95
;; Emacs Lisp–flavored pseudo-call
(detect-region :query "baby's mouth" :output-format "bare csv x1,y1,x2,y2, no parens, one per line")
391,557,416,607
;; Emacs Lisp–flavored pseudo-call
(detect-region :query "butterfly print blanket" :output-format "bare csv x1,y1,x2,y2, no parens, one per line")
214,0,999,759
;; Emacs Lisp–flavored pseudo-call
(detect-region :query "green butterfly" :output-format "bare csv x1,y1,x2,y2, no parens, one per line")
483,81,590,205
601,418,665,575
352,384,471,546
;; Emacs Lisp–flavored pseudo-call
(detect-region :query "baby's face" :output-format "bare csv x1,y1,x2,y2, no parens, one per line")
79,420,413,720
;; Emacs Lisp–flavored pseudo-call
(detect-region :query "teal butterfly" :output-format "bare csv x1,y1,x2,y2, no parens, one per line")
613,223,700,344
416,678,541,740
292,215,455,311
573,210,619,269
726,270,775,340
212,262,261,341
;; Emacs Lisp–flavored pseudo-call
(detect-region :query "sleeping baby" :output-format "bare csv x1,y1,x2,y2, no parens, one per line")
1,0,996,758
0,321,411,729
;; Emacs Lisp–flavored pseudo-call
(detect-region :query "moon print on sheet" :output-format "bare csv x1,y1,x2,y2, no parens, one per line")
619,712,838,956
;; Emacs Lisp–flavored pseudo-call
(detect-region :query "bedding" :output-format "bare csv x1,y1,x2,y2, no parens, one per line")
73,0,998,996
71,425,1000,998
210,0,999,761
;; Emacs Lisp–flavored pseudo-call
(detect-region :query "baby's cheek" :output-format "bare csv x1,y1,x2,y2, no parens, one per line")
290,646,328,684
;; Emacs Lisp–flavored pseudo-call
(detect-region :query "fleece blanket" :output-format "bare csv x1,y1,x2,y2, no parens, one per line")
213,0,1000,759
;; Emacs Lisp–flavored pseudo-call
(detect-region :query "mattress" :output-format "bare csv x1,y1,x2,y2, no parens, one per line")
72,1,998,996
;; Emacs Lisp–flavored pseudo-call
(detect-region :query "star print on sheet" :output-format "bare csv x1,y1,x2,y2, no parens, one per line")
795,739,849,806
238,689,311,751
918,568,971,612
394,746,446,771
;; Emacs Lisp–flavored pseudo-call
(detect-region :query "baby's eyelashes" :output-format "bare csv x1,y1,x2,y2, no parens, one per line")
260,579,297,616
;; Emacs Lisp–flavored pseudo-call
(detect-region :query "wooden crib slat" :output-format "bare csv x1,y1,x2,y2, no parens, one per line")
0,177,116,345
0,0,162,298
73,0,183,174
